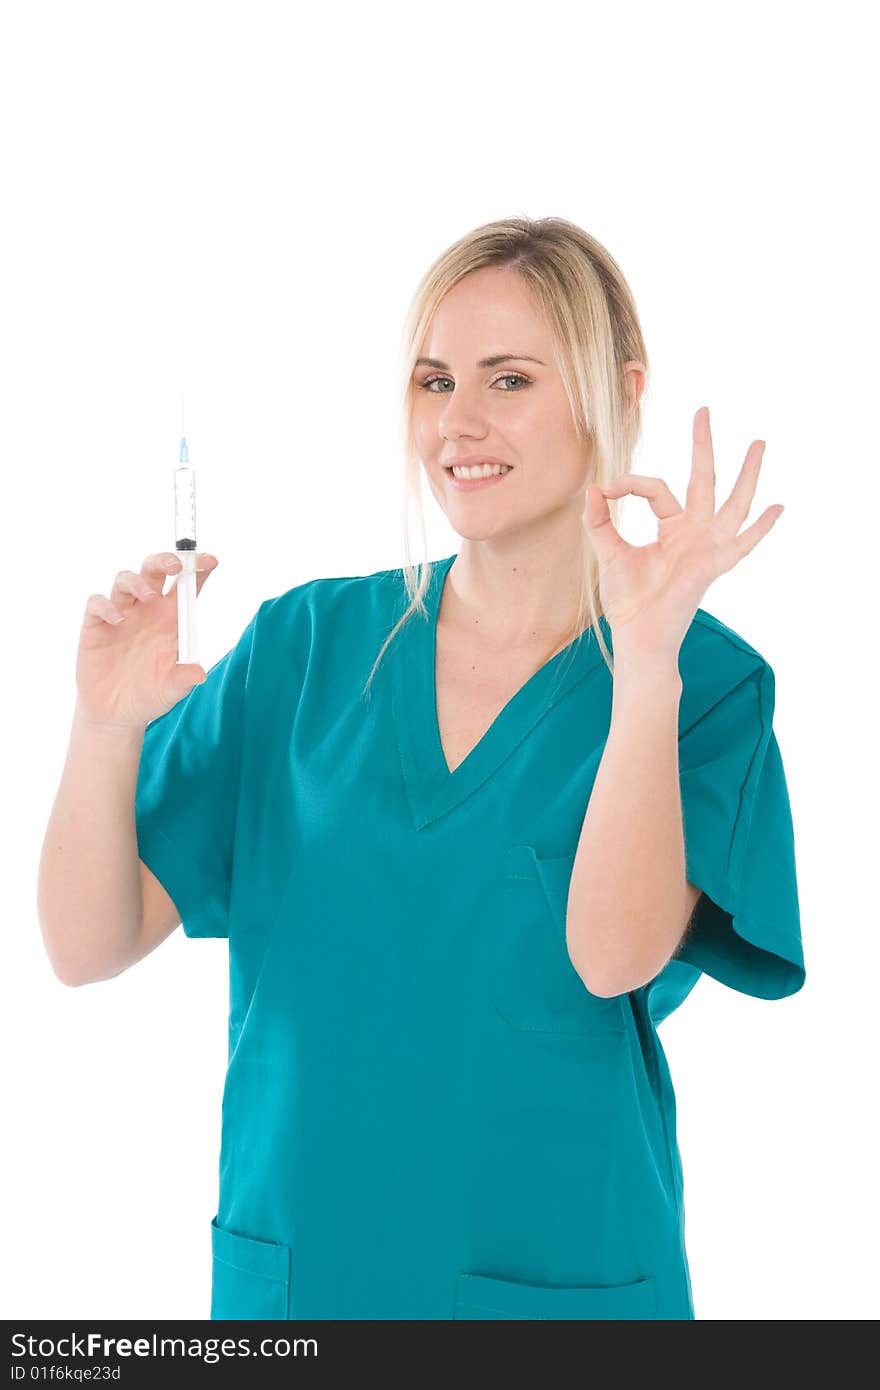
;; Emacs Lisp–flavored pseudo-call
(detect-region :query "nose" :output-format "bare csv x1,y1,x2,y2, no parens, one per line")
437,398,491,442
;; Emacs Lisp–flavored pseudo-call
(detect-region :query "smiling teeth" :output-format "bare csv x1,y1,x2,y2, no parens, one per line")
451,463,512,478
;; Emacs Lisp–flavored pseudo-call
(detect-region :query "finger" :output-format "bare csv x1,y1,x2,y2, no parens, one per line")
110,569,162,609
684,406,716,519
141,552,185,590
726,504,785,566
714,441,765,538
582,484,631,566
142,550,219,599
83,593,128,626
599,474,683,519
191,552,219,599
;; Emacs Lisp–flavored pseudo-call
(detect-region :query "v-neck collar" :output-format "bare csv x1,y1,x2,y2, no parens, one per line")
391,552,612,830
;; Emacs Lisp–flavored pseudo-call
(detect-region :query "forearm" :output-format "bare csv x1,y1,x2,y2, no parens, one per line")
566,654,687,997
37,704,147,986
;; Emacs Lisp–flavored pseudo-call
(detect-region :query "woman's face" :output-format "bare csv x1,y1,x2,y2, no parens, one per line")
412,265,590,542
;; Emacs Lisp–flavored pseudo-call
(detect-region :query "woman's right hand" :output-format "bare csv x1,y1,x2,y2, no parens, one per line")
75,552,220,730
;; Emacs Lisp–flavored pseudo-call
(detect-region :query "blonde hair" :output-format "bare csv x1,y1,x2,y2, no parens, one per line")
362,214,649,698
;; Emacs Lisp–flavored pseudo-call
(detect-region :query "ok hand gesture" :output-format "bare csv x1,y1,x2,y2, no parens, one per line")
582,407,784,663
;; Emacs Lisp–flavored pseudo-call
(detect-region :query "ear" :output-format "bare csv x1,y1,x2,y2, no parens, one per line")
623,360,647,411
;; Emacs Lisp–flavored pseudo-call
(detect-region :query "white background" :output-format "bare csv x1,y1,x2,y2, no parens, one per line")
2,0,877,1321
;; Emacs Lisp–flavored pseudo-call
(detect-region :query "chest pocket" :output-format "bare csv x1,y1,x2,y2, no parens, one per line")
492,844,625,1036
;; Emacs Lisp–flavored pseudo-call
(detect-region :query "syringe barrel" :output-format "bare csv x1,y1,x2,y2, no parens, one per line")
174,463,197,662
174,466,197,548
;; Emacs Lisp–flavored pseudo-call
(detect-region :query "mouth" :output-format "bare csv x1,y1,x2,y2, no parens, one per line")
443,461,514,491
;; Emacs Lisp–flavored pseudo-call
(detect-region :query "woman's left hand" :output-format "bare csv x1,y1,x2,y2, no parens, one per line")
582,406,784,665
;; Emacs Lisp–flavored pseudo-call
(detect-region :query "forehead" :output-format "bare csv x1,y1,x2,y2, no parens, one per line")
419,266,553,360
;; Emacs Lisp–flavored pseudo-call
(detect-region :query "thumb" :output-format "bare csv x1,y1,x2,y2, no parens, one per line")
176,663,208,694
582,483,626,566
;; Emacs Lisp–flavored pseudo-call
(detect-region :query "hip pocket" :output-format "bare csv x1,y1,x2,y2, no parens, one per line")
210,1215,290,1320
454,1270,657,1319
492,845,625,1036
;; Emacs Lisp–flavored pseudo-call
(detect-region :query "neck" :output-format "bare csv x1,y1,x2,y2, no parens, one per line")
442,537,594,653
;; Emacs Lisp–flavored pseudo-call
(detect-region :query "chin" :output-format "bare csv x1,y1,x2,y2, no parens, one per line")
442,514,517,542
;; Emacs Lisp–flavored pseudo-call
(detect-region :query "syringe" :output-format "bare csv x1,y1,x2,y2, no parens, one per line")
174,436,198,664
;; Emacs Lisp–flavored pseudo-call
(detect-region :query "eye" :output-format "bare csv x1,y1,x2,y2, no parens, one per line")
417,371,532,393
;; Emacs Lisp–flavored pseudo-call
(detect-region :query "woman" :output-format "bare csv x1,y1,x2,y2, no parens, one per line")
39,216,805,1320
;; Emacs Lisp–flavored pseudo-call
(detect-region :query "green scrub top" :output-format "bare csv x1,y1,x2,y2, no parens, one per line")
134,551,805,1321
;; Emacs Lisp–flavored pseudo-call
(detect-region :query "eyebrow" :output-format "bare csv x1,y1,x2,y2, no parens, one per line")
414,353,547,370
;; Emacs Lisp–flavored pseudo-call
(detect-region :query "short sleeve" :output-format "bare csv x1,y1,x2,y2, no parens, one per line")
134,606,260,939
667,660,805,1002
